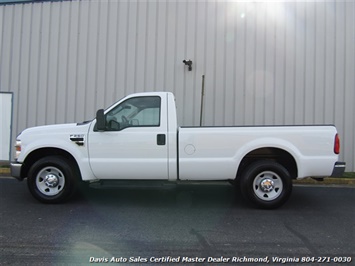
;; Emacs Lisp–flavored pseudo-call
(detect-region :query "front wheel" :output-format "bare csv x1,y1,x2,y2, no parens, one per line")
240,161,292,209
27,156,77,203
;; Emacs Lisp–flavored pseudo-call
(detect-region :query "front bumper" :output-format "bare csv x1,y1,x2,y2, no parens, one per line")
331,161,346,177
10,162,23,181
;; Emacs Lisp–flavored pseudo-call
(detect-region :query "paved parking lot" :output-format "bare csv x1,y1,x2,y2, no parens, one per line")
0,177,354,265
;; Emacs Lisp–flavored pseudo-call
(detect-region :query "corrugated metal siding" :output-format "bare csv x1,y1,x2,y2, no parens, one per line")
0,0,354,171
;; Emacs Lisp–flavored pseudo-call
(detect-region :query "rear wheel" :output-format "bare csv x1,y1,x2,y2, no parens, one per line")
240,161,292,209
27,156,77,203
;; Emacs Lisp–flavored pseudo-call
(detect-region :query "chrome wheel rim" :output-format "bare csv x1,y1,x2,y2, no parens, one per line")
253,171,283,201
36,167,65,196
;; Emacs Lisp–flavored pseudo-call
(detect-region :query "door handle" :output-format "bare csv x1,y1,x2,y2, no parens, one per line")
157,134,166,146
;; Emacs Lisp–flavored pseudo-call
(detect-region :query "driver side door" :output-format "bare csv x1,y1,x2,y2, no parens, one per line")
88,96,168,180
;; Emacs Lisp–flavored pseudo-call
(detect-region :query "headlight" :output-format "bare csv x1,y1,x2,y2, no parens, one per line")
14,140,21,161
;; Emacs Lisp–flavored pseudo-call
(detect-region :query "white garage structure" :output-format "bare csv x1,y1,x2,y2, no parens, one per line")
0,0,354,171
0,92,12,160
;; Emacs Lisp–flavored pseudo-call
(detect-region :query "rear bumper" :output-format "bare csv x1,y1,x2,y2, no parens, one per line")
10,162,23,181
331,161,346,177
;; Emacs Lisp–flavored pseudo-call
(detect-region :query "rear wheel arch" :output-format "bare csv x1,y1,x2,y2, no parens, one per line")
236,147,298,181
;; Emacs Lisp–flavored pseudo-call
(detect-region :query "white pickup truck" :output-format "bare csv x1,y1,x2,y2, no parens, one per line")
11,92,345,209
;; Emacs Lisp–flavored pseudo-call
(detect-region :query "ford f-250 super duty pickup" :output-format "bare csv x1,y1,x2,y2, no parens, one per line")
11,92,346,209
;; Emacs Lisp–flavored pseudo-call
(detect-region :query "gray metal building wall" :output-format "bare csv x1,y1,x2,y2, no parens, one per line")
0,0,354,171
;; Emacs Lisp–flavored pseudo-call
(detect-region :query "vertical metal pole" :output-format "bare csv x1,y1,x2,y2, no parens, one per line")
200,75,205,127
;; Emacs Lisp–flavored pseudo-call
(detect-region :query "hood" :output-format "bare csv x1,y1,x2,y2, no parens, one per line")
18,123,91,140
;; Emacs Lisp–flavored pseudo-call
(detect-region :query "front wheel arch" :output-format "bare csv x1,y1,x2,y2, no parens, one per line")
21,148,82,182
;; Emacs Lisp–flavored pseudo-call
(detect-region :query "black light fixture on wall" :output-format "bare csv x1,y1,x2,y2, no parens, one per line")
183,59,192,71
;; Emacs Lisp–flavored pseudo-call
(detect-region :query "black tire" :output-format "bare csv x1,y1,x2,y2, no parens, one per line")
239,160,292,209
27,156,77,203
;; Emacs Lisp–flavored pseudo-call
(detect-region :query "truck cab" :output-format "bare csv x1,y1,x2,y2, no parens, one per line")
90,92,178,181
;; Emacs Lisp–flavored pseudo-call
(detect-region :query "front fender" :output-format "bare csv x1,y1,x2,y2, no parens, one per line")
20,139,96,181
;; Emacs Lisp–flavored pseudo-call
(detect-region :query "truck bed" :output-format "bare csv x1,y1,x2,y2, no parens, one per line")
178,125,338,180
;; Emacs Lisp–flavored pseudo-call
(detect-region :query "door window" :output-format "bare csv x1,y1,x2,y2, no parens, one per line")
105,96,161,130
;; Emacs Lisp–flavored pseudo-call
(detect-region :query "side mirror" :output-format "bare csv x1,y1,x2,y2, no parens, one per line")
96,109,106,131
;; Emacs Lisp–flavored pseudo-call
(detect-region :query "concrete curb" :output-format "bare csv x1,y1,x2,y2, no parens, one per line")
0,168,10,175
293,177,355,186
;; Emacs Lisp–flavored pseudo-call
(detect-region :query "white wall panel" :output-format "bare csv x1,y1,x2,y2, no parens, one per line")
0,0,354,171
0,92,12,160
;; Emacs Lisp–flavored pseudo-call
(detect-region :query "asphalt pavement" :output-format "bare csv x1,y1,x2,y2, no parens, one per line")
0,177,354,265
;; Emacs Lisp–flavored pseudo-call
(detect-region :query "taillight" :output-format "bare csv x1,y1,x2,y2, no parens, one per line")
334,134,340,154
